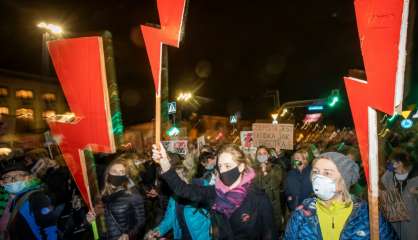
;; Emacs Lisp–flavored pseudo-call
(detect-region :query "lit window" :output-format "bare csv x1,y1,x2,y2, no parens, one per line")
0,107,9,115
16,90,34,99
42,110,56,119
42,93,56,101
16,108,34,120
0,88,8,97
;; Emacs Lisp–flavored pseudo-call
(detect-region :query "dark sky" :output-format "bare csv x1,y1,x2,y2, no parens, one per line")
0,0,368,126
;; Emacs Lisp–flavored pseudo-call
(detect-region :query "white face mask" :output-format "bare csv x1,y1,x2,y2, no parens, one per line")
395,172,409,181
257,155,268,163
312,174,336,201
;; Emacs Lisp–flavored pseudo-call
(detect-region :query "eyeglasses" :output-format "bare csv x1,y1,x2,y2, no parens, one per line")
1,173,29,183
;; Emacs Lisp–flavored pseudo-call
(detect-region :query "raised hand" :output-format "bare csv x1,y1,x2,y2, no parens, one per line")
152,143,171,173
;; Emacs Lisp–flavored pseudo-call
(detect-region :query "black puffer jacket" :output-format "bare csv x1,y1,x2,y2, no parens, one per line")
102,190,145,240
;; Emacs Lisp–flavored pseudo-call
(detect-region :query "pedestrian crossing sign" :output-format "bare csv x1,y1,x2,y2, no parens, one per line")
168,102,176,114
413,110,418,119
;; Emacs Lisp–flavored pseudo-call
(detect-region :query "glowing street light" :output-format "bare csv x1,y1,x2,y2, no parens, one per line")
177,92,192,101
37,21,64,76
280,108,288,117
271,113,279,124
37,22,63,34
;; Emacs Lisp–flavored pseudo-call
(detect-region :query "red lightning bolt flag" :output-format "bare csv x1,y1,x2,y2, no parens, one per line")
47,37,117,208
140,0,188,146
344,0,410,238
141,0,187,97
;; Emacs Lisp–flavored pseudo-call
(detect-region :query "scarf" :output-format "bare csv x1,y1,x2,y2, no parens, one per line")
0,187,9,218
212,168,255,218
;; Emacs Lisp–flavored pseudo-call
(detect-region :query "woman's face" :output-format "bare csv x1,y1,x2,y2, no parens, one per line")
293,152,308,169
109,163,126,176
392,160,405,173
257,148,269,158
312,158,343,192
217,153,243,174
293,153,305,162
1,170,30,185
203,157,216,169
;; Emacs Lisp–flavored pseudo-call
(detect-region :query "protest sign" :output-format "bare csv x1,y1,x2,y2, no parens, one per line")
162,140,188,155
252,123,293,150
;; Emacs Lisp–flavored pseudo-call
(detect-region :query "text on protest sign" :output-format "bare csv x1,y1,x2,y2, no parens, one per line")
252,123,294,150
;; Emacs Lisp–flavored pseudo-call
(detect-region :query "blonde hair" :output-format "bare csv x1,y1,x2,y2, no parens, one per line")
115,152,143,182
101,158,131,197
217,144,251,169
293,146,309,161
311,157,352,204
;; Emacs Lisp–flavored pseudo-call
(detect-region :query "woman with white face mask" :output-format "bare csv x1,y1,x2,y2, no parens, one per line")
284,152,397,240
254,146,284,232
152,143,277,239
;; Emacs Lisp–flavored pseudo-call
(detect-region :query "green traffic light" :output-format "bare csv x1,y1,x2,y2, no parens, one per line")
388,114,397,122
167,126,180,137
328,96,339,107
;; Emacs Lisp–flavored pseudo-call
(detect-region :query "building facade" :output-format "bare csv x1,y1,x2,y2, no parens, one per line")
0,69,67,134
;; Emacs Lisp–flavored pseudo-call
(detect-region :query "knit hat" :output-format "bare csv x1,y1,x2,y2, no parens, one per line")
318,152,360,187
0,149,28,176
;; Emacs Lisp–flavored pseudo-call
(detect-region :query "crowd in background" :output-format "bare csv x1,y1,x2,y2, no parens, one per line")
0,126,417,240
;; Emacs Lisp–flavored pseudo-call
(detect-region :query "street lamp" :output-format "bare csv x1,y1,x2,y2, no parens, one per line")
37,22,64,76
37,22,63,34
271,113,279,124
177,92,192,101
280,108,288,117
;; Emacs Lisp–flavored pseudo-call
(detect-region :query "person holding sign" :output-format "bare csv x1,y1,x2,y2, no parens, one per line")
86,155,145,240
254,146,285,233
152,143,277,239
284,152,396,240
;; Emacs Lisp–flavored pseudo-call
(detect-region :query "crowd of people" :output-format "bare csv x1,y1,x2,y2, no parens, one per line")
0,125,417,240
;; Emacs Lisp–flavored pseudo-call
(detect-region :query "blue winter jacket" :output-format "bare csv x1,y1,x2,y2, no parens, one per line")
9,186,60,240
284,197,398,240
157,179,211,240
284,165,314,211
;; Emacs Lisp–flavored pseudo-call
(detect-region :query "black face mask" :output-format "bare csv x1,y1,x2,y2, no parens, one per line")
108,174,128,187
292,160,302,168
219,167,241,186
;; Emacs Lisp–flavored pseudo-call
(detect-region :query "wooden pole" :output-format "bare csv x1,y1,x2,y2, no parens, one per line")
368,108,379,240
155,95,161,147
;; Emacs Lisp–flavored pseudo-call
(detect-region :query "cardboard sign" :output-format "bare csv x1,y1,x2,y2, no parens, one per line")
48,36,120,208
252,123,294,150
140,0,188,96
240,131,253,148
162,140,188,155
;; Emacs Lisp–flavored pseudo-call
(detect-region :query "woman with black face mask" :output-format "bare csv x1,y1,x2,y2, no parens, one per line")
86,157,145,240
152,143,277,240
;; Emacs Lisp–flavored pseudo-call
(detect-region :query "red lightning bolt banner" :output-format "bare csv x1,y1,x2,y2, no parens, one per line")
47,37,117,209
140,0,188,145
344,0,410,238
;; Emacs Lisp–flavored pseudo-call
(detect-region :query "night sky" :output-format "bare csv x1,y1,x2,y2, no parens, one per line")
0,0,401,127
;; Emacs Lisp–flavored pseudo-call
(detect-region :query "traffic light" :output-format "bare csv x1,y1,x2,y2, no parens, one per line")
167,126,180,137
328,89,340,107
387,114,398,122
